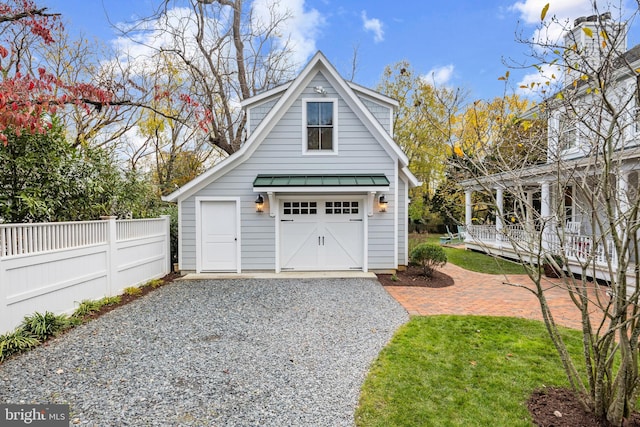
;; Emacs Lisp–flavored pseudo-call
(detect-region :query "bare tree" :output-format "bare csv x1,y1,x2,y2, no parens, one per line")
456,6,640,425
117,0,299,155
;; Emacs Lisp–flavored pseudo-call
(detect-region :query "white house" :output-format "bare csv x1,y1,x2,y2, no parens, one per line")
163,52,419,274
459,13,640,283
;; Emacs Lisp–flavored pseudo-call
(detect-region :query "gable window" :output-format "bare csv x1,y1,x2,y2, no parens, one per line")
303,99,337,153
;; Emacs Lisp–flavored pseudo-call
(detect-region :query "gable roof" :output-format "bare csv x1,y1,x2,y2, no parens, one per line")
163,51,417,202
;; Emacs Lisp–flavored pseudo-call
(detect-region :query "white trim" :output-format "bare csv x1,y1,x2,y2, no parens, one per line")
253,185,389,193
240,82,291,108
367,192,376,217
245,107,251,138
402,175,409,265
178,199,183,269
274,193,281,273
393,164,399,268
347,81,399,108
400,166,421,187
195,197,241,274
302,98,339,155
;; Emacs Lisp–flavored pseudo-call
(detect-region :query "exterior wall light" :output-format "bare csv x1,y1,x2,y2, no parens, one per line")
378,195,388,212
255,194,264,213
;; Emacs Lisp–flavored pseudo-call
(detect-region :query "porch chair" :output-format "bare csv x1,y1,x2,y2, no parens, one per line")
457,225,466,240
440,226,460,245
564,221,581,234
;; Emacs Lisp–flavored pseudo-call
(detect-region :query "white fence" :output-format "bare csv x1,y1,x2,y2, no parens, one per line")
0,216,171,334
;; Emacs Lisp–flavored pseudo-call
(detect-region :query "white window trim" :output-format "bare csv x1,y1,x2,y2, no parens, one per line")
301,98,339,155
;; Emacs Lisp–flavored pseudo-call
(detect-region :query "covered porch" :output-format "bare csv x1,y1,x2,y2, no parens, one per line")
460,162,640,284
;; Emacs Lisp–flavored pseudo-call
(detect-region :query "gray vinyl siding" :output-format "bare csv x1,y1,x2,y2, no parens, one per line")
248,98,278,134
180,70,399,271
360,97,392,134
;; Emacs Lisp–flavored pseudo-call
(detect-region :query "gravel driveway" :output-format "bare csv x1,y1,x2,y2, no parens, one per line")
0,278,407,426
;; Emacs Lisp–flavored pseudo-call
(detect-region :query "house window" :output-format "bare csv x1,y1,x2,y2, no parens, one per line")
326,201,359,215
283,201,317,215
559,112,578,151
304,99,337,153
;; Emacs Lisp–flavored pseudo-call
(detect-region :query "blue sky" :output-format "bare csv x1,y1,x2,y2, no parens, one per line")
41,0,640,102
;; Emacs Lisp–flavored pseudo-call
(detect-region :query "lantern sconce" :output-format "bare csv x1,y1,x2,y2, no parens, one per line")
378,195,388,212
255,194,265,213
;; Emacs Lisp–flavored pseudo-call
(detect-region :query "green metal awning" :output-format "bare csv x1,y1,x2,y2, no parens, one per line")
253,174,390,187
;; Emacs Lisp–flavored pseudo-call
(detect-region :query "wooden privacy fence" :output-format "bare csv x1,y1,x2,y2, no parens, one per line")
0,216,171,334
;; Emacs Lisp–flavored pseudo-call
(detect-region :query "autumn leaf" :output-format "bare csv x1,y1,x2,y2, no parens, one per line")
583,27,593,37
454,145,464,157
540,3,549,21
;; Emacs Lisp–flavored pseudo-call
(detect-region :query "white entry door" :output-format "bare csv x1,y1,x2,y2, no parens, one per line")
280,199,364,271
200,201,238,272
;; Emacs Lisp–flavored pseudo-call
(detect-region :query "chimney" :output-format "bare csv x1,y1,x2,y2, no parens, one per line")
564,12,626,83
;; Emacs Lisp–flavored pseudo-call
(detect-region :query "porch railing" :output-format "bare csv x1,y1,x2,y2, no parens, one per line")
468,224,618,267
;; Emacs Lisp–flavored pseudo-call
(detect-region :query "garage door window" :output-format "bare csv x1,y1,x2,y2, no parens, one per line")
326,201,359,215
283,201,317,215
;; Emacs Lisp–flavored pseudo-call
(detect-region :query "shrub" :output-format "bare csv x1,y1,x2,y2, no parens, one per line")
72,300,102,318
100,295,121,306
123,286,142,296
147,278,164,289
410,243,447,277
0,329,40,361
20,311,70,341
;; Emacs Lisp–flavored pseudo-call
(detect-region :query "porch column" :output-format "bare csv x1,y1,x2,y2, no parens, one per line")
540,181,551,251
617,172,630,240
495,187,504,245
526,191,534,231
465,190,472,242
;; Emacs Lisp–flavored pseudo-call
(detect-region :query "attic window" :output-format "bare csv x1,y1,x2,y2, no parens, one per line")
303,99,337,153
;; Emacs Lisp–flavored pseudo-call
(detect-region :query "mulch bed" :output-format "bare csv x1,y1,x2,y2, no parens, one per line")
528,387,640,426
376,264,454,288
80,272,181,320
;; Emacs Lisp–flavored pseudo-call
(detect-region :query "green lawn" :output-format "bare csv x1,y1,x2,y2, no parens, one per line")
356,316,583,427
409,233,529,275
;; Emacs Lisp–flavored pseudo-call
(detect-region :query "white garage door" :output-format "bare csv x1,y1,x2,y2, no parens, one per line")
280,199,364,271
200,201,238,272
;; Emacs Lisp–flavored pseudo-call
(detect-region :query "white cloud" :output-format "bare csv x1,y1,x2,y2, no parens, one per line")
252,0,325,68
361,10,384,43
509,0,592,25
509,0,605,98
423,65,455,86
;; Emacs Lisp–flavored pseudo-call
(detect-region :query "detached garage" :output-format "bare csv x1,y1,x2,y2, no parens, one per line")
163,52,419,274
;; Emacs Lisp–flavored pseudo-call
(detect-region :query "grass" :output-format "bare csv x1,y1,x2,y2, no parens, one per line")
409,233,529,275
356,315,583,427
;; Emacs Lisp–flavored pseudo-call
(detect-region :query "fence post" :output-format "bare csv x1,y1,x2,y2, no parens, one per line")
0,244,5,334
161,215,171,274
101,216,118,296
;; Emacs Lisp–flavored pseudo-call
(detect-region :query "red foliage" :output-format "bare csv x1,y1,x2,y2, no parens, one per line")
0,0,113,145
